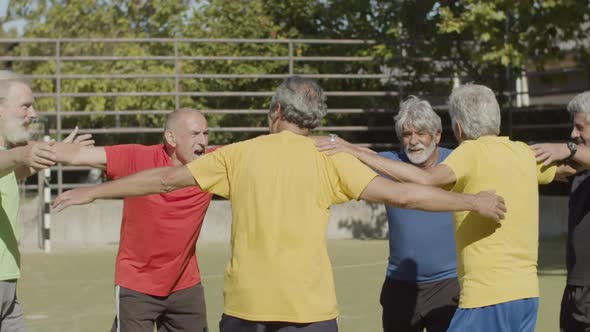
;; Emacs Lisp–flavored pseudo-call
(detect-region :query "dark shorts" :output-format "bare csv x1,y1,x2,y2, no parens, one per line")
380,277,459,332
560,284,590,332
111,283,207,332
219,314,338,332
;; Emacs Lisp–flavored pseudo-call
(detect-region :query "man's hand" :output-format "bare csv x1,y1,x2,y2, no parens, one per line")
530,143,569,165
20,140,57,170
62,126,95,146
52,187,95,212
314,135,370,156
473,190,507,223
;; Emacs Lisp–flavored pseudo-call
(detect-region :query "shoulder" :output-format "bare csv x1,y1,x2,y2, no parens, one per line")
378,150,403,161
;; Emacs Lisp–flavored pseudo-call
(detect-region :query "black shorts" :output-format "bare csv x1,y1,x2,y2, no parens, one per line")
380,277,459,332
219,314,338,332
560,284,590,332
111,283,207,332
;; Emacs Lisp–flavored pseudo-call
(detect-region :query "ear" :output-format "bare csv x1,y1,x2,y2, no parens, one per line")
434,131,442,145
164,129,176,147
453,120,465,142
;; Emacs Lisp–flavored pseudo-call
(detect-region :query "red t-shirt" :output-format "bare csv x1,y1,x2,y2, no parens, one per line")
105,144,213,296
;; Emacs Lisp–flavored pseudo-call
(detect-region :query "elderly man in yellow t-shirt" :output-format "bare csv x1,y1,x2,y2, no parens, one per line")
51,78,507,332
316,84,571,332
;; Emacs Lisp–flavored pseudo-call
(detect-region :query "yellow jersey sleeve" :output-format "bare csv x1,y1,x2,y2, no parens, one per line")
186,146,231,198
328,152,378,204
441,141,478,190
537,162,557,184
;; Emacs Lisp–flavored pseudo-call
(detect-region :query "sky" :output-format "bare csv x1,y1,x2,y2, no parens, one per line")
0,0,26,36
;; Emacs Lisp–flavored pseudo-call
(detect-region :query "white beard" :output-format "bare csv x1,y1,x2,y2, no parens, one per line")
2,115,30,144
405,141,437,165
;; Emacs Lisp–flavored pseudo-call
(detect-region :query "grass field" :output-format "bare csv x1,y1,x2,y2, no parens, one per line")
18,239,566,332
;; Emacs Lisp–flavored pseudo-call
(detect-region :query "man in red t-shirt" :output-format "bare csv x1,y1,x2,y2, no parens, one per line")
55,108,212,332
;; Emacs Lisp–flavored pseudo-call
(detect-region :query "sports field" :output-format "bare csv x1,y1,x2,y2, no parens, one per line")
18,239,566,332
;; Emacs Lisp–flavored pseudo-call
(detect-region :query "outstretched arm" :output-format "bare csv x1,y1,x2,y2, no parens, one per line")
360,176,506,222
2,141,57,179
315,136,456,187
52,165,197,212
53,143,107,169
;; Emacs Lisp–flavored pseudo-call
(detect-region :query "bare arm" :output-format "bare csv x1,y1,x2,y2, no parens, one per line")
531,143,590,168
3,142,57,180
360,176,506,222
315,136,457,187
53,143,107,169
51,165,197,212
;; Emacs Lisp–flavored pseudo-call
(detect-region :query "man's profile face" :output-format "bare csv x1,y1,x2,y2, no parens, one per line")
0,82,37,145
172,112,209,165
401,124,439,165
571,112,590,146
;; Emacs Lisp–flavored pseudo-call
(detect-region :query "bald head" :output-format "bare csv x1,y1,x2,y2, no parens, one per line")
164,108,209,165
165,108,206,131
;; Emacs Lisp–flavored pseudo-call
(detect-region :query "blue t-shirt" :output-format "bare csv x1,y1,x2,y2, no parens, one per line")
379,148,457,283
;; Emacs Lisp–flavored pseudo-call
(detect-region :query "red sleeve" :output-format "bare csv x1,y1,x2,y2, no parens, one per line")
104,144,144,179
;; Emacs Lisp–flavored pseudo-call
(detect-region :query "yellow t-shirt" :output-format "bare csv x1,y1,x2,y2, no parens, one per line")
442,136,556,308
187,131,378,322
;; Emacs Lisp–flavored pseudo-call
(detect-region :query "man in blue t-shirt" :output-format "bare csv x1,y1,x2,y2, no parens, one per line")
319,96,458,332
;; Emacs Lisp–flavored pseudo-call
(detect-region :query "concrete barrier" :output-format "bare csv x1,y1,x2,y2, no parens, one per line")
18,195,569,249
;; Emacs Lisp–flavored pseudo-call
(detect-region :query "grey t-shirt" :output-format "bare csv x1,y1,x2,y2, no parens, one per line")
567,170,590,286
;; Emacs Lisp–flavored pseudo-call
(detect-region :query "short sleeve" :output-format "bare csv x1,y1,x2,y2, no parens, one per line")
537,162,557,185
186,146,231,198
329,153,378,204
104,144,141,179
441,141,477,187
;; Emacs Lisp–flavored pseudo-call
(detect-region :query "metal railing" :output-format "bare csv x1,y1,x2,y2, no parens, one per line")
0,38,586,192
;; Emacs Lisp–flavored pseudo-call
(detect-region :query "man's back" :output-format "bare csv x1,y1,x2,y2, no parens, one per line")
187,130,377,323
442,136,555,308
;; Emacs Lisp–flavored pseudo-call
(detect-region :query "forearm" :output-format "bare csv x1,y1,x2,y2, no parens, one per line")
354,149,432,185
395,183,475,212
54,143,106,169
86,166,195,200
0,148,25,178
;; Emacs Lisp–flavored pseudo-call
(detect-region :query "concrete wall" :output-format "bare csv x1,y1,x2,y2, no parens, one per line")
19,195,569,249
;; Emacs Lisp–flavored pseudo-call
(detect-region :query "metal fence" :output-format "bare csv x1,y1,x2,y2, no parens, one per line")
0,38,586,193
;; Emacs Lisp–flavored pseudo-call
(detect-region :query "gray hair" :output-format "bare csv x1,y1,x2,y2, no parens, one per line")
567,91,590,121
270,76,327,129
0,71,28,103
394,96,442,140
448,84,501,139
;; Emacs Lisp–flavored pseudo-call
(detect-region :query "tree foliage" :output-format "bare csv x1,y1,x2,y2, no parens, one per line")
1,0,589,145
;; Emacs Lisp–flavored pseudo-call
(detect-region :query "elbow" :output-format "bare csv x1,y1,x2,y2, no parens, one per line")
160,174,176,193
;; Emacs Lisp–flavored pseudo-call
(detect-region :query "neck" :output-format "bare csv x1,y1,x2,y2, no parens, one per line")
164,144,182,166
274,121,310,136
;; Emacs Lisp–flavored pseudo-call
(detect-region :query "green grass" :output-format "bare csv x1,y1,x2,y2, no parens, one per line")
18,239,566,332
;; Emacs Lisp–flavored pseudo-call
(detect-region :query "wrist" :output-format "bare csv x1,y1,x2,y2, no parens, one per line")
565,141,578,161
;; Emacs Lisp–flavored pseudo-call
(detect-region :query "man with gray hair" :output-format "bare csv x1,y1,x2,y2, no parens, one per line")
531,91,590,331
0,70,91,332
317,96,459,332
52,77,507,332
318,84,567,332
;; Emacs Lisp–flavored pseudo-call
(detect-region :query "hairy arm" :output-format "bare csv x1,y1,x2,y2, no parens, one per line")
315,136,456,187
53,143,107,169
360,176,506,221
52,165,197,211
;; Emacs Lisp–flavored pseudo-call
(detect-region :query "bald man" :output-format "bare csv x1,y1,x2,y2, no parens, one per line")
55,109,212,332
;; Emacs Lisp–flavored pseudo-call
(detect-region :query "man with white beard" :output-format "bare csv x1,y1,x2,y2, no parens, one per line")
316,96,459,332
0,70,91,331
